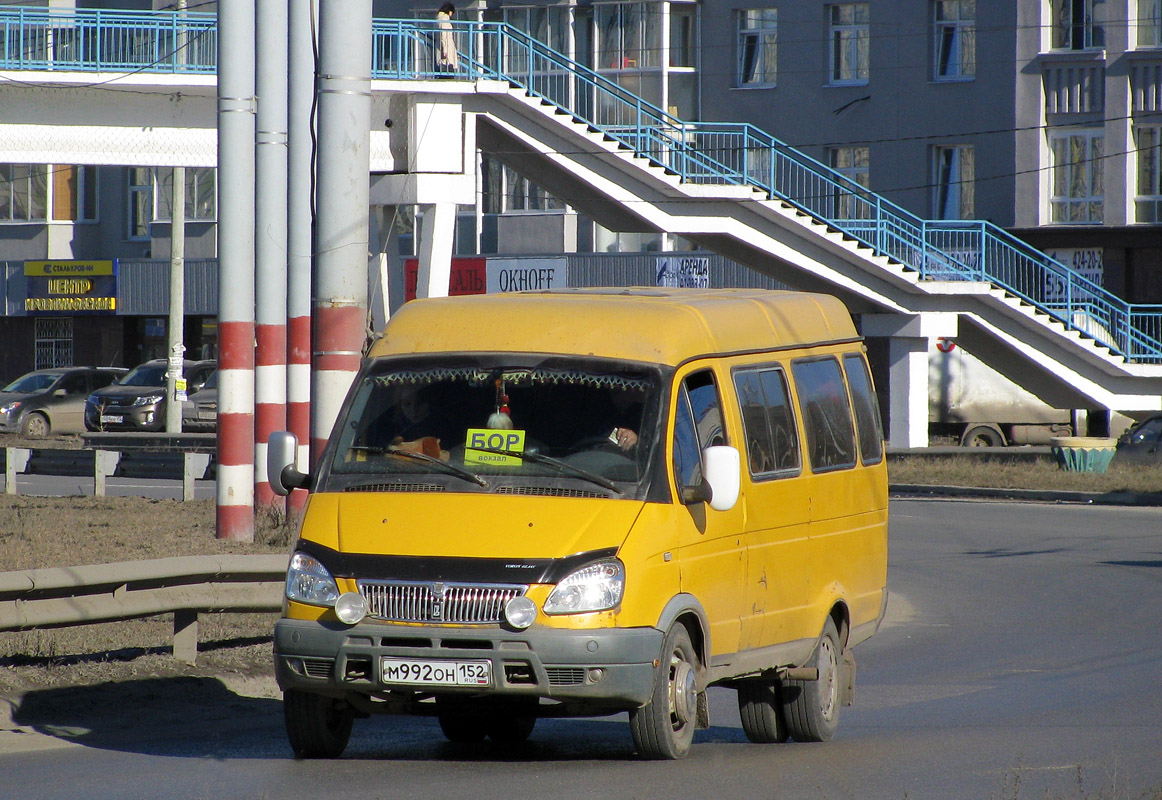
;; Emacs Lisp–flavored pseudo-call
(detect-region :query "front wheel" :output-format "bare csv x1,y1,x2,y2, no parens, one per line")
21,412,49,438
629,623,699,759
783,617,842,742
283,689,355,758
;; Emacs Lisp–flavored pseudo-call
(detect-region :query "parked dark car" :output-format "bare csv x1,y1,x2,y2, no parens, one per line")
1114,414,1162,466
84,359,216,432
181,369,218,432
0,367,128,437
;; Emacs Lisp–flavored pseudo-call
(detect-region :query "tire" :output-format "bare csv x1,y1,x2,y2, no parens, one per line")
283,689,354,758
21,412,50,438
737,679,788,744
962,425,1004,448
783,617,842,743
438,712,487,743
485,698,538,743
629,623,699,760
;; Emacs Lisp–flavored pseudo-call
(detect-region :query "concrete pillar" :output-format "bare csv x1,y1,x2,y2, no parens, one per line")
862,313,960,449
415,202,457,299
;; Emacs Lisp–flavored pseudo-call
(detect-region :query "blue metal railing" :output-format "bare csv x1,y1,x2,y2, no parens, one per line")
2,6,1160,363
0,6,215,73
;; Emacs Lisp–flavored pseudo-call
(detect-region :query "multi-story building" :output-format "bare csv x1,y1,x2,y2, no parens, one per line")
2,1,1161,378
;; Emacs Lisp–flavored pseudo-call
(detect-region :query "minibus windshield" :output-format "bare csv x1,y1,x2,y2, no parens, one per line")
326,357,662,493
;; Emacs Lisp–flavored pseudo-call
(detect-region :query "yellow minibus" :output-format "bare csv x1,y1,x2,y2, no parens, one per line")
269,287,888,759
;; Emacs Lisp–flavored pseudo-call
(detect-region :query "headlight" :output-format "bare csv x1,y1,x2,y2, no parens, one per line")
285,551,340,607
0,400,21,415
543,559,624,615
133,393,165,406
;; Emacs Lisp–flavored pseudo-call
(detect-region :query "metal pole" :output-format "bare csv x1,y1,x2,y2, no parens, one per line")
165,165,186,434
312,0,372,459
287,0,315,496
255,0,289,512
216,0,257,541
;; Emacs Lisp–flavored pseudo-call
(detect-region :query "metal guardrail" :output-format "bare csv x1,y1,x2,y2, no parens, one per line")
2,6,1160,362
3,446,212,500
0,554,287,663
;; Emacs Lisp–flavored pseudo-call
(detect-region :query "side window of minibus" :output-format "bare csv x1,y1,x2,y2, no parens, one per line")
733,367,800,476
791,357,856,472
843,353,885,465
672,370,725,488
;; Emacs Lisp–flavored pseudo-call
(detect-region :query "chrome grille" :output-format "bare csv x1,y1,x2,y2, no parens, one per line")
358,580,526,624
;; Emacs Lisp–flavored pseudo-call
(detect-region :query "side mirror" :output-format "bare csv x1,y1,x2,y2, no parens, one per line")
680,445,740,511
268,431,309,496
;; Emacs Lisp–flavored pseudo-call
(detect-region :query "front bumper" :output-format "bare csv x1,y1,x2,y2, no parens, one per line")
274,617,662,710
85,403,164,431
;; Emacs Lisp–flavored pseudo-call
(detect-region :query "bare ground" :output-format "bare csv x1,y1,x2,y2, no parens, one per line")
0,494,292,736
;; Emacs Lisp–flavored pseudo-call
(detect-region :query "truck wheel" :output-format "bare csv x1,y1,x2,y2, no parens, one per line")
737,678,788,743
629,623,699,759
962,425,1004,447
783,617,841,743
21,412,49,438
283,689,354,758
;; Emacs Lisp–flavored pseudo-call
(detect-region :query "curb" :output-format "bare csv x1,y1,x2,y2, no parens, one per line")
890,483,1162,507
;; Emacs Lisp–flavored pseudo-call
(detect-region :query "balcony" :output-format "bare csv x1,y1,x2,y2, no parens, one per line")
1127,50,1162,113
1040,51,1105,115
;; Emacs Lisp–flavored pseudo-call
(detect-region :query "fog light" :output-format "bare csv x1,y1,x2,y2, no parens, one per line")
504,596,537,629
334,592,367,625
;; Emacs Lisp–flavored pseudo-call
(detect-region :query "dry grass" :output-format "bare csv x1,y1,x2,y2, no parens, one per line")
888,454,1162,496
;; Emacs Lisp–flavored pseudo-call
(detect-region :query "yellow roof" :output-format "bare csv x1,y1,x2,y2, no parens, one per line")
368,288,859,366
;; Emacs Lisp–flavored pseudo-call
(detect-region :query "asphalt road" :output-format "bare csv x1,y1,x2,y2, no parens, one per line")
2,497,1161,799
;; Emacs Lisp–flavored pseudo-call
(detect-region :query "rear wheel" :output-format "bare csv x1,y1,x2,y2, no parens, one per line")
21,412,49,438
962,425,1004,447
783,617,842,743
737,678,788,743
485,698,538,743
629,623,699,760
283,689,355,758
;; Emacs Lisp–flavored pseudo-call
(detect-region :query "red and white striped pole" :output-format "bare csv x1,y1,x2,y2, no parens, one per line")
286,0,315,501
216,0,256,540
312,0,372,455
254,0,288,511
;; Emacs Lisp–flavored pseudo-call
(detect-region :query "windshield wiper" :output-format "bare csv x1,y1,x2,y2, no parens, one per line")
487,449,622,494
352,446,489,488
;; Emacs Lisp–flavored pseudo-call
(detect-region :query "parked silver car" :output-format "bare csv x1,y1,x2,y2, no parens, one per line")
181,369,218,431
84,359,216,432
0,367,127,437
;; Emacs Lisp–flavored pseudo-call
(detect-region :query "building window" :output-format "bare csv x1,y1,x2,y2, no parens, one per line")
1050,130,1104,223
670,3,696,67
934,0,975,80
828,145,871,219
1139,0,1162,46
127,167,152,240
829,4,870,85
155,167,217,222
34,318,73,369
50,165,98,222
596,2,662,70
1135,125,1162,222
0,164,49,222
933,145,975,219
738,9,777,87
1053,0,1106,50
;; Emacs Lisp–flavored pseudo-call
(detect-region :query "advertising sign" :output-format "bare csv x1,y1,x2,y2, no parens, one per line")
24,260,118,314
1043,248,1103,302
486,258,567,294
404,257,486,301
656,256,710,288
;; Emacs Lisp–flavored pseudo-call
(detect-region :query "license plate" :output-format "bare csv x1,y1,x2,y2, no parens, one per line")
381,658,491,687
100,414,124,423
197,410,215,419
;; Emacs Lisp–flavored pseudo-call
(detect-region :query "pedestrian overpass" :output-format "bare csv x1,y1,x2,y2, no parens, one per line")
3,8,1161,446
